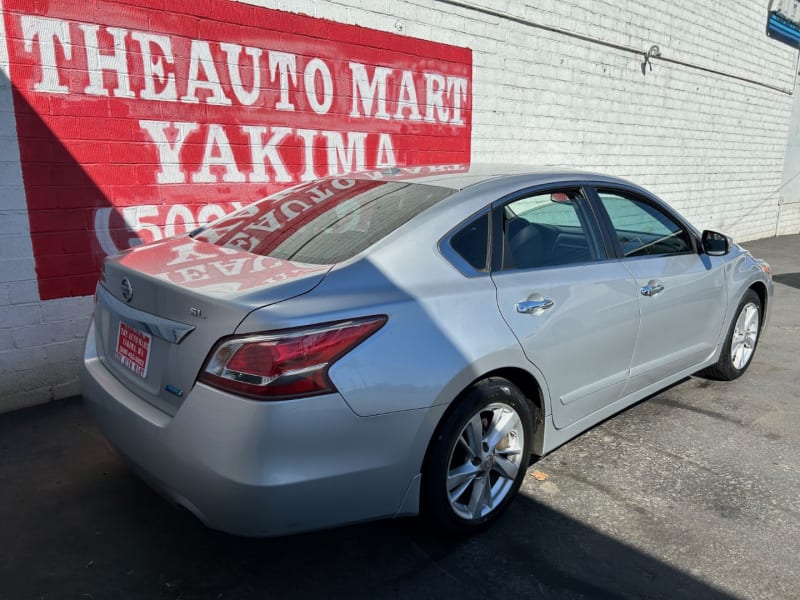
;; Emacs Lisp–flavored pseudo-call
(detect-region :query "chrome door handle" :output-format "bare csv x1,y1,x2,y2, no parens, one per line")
515,298,554,314
641,281,664,297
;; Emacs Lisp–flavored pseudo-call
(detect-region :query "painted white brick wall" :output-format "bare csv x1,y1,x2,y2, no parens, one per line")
0,6,90,411
0,0,798,413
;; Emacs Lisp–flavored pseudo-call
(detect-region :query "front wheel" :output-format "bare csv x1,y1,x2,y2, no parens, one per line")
421,377,534,534
703,289,762,381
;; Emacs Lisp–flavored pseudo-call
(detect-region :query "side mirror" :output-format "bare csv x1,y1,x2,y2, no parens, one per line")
701,230,730,256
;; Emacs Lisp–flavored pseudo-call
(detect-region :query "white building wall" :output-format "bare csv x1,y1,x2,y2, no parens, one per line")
0,0,798,413
1,5,89,411
280,0,799,238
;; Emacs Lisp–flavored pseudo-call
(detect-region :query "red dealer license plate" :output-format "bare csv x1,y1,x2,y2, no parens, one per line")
115,322,151,378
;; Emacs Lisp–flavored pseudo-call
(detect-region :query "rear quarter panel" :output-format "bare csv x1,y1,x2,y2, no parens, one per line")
233,182,552,417
233,201,547,484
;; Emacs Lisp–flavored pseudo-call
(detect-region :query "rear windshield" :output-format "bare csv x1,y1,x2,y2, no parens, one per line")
194,178,455,264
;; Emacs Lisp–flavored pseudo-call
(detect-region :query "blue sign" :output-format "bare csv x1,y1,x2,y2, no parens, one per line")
768,11,800,47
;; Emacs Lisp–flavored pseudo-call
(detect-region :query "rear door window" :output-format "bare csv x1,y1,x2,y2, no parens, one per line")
194,178,455,264
499,189,604,270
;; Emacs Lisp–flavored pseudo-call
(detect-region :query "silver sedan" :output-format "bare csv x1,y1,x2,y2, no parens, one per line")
81,166,773,536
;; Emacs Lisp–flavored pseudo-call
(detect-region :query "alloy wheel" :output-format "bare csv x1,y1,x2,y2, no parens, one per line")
730,302,759,370
446,402,525,521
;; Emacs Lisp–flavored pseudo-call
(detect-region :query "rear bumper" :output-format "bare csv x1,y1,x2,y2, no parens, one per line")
81,322,438,537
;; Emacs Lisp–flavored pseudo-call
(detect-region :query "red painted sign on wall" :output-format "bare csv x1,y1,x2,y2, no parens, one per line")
2,0,472,299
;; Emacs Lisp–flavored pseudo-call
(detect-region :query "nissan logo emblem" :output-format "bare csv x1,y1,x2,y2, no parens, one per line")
121,277,134,302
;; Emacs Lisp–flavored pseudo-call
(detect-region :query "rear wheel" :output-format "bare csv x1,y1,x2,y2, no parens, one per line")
703,289,762,381
422,377,534,534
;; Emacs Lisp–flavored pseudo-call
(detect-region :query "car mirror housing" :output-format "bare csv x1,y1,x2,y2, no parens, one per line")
701,230,730,256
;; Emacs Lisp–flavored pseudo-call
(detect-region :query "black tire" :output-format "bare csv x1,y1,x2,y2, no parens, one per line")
703,289,762,381
421,377,534,534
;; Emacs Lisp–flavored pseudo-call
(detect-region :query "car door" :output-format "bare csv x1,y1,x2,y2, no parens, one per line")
592,187,728,395
491,187,640,430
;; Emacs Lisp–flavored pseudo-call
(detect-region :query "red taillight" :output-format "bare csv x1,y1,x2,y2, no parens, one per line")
198,316,387,400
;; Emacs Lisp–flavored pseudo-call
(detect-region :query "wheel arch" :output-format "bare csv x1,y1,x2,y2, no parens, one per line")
417,369,542,530
478,367,544,418
748,281,768,331
421,367,547,479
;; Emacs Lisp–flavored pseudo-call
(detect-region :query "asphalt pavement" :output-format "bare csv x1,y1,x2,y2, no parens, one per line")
0,234,798,600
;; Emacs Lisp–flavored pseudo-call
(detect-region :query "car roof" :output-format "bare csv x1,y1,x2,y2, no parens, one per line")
356,164,635,191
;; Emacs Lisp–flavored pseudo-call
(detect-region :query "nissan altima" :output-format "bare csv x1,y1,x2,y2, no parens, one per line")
81,165,773,536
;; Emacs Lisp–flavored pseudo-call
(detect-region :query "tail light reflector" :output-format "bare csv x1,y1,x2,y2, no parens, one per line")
198,316,386,400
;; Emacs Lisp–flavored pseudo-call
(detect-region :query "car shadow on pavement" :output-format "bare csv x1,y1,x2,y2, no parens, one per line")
0,397,736,600
772,272,800,290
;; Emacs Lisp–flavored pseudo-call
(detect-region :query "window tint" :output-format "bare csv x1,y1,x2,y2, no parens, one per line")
450,213,489,270
598,191,693,257
512,195,581,227
501,190,601,270
194,179,455,264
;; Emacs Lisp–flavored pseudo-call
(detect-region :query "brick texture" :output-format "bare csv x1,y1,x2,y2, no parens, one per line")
0,0,798,412
283,0,800,238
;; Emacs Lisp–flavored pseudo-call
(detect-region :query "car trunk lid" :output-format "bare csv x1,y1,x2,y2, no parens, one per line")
93,236,330,415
